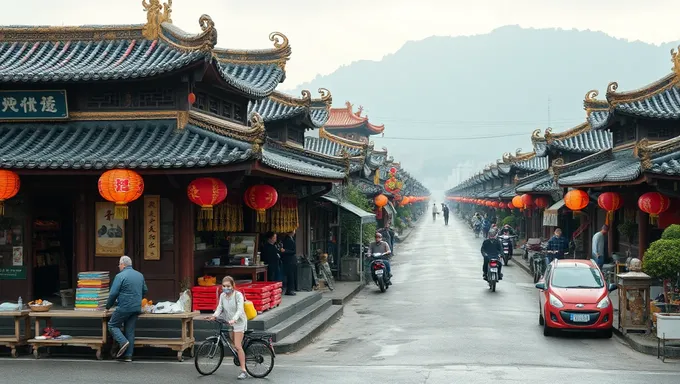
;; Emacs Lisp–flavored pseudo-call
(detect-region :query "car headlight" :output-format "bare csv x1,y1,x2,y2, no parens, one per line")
549,294,564,308
596,297,610,309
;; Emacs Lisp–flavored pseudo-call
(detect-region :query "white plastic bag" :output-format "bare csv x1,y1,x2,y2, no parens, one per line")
178,290,191,312
153,301,183,314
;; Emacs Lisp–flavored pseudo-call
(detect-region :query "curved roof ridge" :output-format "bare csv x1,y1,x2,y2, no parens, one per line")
606,49,680,106
325,101,385,134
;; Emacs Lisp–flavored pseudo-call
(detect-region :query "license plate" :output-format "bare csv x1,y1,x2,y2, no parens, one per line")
570,314,590,322
489,268,498,272
375,270,383,275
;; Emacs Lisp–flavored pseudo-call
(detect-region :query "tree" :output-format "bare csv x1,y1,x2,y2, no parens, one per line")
340,183,376,246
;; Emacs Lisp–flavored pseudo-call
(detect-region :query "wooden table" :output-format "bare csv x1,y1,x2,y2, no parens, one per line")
204,265,268,283
131,311,199,361
0,310,30,357
28,310,109,360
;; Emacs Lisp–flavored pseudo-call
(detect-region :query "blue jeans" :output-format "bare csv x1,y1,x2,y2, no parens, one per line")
383,259,391,276
108,310,139,357
592,254,603,269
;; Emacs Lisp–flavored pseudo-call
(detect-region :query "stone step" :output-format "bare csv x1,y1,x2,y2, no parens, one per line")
273,304,343,354
267,298,332,342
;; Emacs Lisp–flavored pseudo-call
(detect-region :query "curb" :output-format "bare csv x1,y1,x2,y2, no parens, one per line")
513,251,680,359
330,283,365,306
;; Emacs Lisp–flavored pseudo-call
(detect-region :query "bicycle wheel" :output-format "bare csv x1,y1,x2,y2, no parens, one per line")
244,339,275,378
194,339,224,376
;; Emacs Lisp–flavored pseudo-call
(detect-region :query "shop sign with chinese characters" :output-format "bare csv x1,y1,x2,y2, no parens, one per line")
0,266,26,280
144,195,161,260
0,90,68,120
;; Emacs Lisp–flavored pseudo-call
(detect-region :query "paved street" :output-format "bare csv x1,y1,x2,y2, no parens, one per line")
2,211,680,383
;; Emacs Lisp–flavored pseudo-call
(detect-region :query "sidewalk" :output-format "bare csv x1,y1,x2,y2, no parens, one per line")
513,250,680,359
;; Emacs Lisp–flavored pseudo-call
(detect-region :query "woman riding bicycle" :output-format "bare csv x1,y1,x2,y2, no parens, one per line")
207,276,248,380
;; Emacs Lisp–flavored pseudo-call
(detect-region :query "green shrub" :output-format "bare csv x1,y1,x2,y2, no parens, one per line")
643,239,680,280
661,224,680,240
502,215,516,227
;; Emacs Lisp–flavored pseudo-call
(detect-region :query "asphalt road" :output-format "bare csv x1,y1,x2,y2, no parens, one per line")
2,210,679,383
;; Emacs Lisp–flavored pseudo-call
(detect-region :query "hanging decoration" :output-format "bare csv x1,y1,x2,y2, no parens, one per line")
521,194,534,209
597,192,623,225
188,92,196,105
97,169,144,219
564,189,589,217
256,194,299,233
638,192,671,225
498,202,507,209
374,194,388,208
384,171,403,194
534,196,550,210
196,194,244,232
187,177,228,220
0,170,20,216
511,195,523,210
244,185,279,223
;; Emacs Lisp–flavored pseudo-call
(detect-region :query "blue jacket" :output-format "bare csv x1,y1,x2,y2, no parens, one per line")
106,266,148,312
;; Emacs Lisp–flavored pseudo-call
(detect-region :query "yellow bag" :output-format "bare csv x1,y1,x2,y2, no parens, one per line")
242,293,257,320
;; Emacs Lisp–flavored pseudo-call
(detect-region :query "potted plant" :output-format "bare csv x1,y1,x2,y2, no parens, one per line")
643,225,680,337
617,220,636,244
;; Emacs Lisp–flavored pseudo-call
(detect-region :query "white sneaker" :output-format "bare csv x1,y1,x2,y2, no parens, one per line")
237,371,248,380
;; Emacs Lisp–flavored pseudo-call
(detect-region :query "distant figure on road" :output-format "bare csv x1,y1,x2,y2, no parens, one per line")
107,255,148,362
432,203,439,222
442,204,450,225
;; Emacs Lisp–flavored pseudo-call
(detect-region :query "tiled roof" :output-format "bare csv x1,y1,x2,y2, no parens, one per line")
0,119,253,170
551,130,613,154
515,170,556,193
515,155,548,172
260,147,345,180
649,150,680,176
249,90,332,129
0,19,290,98
614,85,680,119
588,110,610,129
304,136,362,157
558,149,641,186
325,101,384,134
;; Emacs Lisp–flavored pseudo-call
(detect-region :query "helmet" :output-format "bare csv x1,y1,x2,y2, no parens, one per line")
488,229,498,238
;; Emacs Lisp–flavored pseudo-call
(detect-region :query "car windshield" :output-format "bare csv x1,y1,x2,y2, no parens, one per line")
551,266,604,289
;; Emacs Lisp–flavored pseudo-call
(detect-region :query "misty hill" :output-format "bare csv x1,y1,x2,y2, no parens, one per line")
290,25,679,193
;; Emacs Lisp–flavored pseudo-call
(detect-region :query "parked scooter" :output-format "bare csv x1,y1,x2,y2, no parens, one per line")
367,251,392,292
523,238,544,260
498,234,517,266
485,255,501,292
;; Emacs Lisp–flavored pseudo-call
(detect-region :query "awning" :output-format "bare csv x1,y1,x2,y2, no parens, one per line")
543,199,565,227
321,196,376,224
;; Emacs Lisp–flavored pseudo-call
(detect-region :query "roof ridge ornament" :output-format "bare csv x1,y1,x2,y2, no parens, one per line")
531,129,543,142
269,32,290,50
607,82,619,94
634,138,652,170
318,88,332,107
142,0,173,40
248,112,266,157
672,46,680,77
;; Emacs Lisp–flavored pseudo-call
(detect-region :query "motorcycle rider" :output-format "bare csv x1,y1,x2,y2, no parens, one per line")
481,228,503,280
499,223,517,252
369,232,392,282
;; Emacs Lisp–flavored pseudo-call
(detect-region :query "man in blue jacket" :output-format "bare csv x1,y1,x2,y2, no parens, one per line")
106,255,148,361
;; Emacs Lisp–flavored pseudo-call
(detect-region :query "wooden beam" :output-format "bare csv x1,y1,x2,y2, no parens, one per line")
13,163,253,176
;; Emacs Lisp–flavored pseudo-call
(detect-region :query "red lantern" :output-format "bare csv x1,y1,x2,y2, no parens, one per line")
98,169,144,219
374,194,388,208
498,202,507,209
245,185,279,223
511,196,523,210
565,189,589,212
389,167,397,175
598,192,623,225
521,194,534,209
187,178,228,219
534,196,549,209
0,170,20,216
638,192,671,224
188,92,196,105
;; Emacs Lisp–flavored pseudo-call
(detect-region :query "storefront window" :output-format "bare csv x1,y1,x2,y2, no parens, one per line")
0,201,26,280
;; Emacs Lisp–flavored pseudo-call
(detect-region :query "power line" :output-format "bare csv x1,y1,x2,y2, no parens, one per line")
376,132,531,141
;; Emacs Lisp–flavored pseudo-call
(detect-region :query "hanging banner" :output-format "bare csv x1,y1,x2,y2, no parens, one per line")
0,90,68,120
95,202,125,256
144,195,160,260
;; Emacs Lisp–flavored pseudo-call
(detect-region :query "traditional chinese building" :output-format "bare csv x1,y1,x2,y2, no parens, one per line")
323,101,385,144
0,3,347,302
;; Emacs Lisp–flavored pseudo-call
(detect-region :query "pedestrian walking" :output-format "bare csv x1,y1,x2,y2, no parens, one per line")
591,225,609,268
106,255,148,362
442,204,450,225
279,230,298,296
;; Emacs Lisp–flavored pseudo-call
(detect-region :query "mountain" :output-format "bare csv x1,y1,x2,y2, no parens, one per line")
290,25,679,194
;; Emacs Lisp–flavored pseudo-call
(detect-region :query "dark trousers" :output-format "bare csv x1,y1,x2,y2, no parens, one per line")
267,263,280,283
444,214,449,225
108,310,139,357
283,262,298,293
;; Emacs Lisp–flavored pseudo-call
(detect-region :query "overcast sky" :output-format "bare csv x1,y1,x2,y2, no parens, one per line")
2,0,680,89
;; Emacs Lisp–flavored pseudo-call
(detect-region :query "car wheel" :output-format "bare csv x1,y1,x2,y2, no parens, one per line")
539,313,544,326
543,322,553,337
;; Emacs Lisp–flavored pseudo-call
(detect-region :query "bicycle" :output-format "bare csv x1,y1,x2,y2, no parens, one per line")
194,319,275,378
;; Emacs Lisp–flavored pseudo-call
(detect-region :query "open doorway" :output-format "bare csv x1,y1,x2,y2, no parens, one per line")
32,198,74,303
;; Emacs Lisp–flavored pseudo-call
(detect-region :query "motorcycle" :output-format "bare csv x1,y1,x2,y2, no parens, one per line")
523,238,543,260
498,234,517,266
485,255,501,292
368,251,391,292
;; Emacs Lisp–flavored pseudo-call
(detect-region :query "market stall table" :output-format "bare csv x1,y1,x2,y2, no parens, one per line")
203,265,268,283
0,310,30,357
28,310,109,360
132,311,199,362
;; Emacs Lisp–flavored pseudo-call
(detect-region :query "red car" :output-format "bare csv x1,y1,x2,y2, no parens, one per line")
536,259,617,338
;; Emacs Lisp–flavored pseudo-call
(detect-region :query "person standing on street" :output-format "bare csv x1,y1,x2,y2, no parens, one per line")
261,232,281,282
547,227,570,264
442,204,450,225
107,255,148,362
591,225,609,268
432,203,438,222
280,230,298,296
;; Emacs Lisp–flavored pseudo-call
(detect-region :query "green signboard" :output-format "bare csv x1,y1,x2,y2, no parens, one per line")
0,266,26,280
0,90,68,120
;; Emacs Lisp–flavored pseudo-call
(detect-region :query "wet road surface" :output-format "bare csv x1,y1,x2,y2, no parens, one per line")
2,210,679,383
